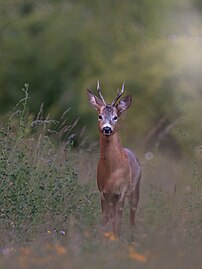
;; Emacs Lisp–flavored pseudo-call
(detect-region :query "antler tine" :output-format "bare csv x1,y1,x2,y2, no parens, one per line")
111,82,125,106
97,80,106,105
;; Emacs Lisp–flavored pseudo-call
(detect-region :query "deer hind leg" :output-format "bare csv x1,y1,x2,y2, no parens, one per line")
129,181,140,226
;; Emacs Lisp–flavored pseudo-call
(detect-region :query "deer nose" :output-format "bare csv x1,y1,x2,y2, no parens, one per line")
102,126,112,135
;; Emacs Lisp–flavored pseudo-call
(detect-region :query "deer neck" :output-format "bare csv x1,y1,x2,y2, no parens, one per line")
99,132,125,163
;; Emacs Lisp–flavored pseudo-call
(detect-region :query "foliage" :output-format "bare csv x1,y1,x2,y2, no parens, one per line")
0,0,201,154
0,86,97,241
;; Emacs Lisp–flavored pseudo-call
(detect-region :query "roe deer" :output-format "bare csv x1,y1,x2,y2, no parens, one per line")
87,81,141,235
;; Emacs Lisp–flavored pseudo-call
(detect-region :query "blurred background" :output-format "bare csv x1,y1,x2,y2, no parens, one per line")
0,0,202,156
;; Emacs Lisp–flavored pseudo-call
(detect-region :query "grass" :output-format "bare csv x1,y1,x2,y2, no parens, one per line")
0,87,201,268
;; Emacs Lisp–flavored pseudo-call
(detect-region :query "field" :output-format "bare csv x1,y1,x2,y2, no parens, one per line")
0,92,201,269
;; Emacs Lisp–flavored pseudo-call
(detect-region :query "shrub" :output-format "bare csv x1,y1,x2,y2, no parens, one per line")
0,85,92,241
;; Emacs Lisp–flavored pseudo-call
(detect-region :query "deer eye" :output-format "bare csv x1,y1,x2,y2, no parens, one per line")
98,115,103,120
113,116,118,121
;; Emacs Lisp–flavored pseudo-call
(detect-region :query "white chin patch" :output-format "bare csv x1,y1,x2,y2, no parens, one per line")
102,131,111,136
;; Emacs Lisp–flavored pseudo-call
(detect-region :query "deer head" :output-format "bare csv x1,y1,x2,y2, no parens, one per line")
87,81,132,136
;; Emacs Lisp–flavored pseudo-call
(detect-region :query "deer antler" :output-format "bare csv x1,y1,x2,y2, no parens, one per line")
111,82,125,106
97,80,106,105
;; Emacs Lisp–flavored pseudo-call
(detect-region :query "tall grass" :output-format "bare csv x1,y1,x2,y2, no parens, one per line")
0,86,201,268
0,85,98,244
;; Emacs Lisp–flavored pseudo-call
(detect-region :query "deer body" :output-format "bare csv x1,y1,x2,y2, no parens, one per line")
87,82,141,234
98,134,129,193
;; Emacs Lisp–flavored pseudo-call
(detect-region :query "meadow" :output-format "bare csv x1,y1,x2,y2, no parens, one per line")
0,89,201,269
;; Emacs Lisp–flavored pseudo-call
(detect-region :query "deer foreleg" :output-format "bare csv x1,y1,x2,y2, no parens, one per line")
101,197,110,226
111,196,124,235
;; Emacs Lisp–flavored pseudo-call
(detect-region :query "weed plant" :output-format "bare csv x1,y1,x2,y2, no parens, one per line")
0,85,98,244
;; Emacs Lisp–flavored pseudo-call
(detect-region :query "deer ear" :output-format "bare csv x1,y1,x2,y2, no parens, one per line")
87,89,104,111
116,95,132,116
